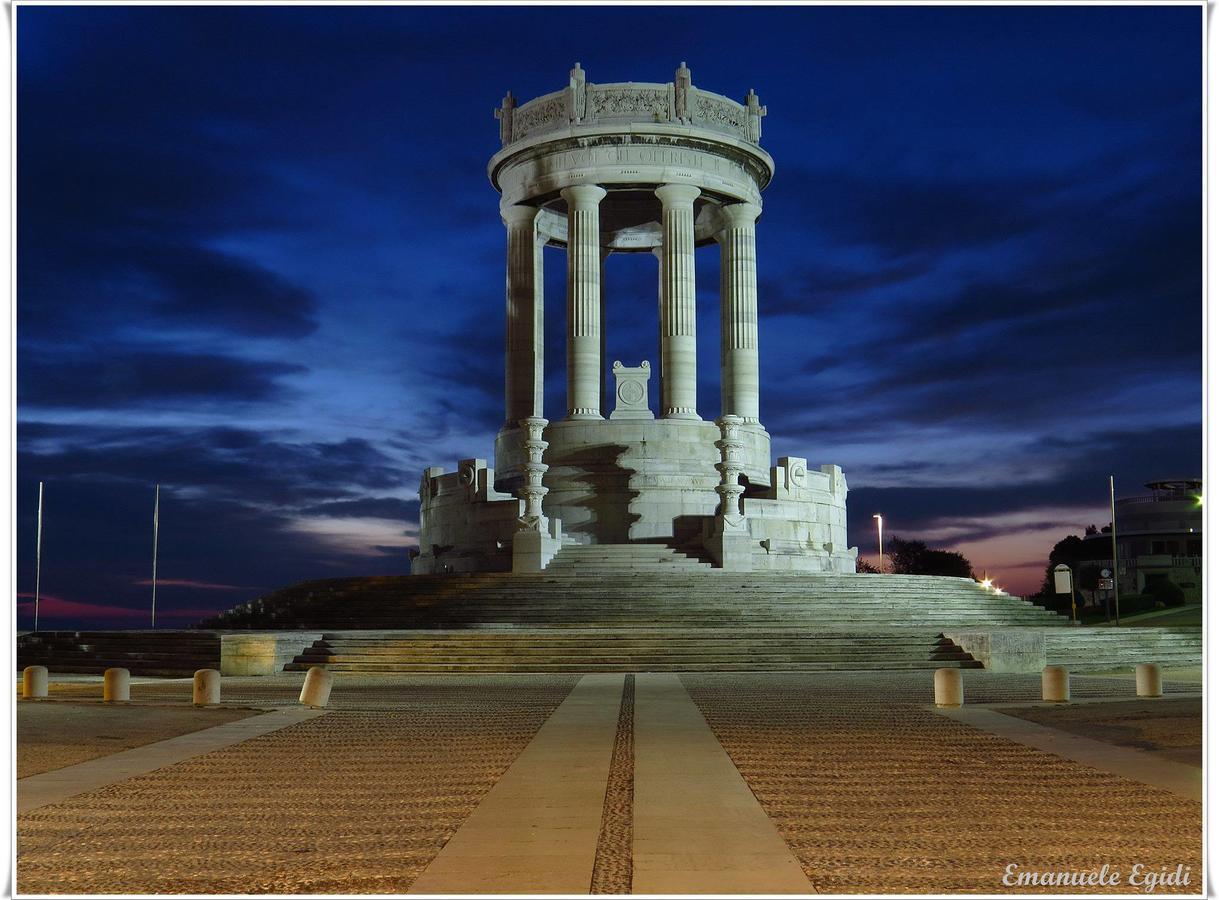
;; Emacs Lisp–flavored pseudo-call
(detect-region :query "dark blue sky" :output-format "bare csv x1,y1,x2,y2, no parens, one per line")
17,5,1201,626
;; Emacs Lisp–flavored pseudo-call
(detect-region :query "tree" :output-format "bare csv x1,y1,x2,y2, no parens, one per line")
855,557,881,574
1037,534,1086,598
885,536,974,578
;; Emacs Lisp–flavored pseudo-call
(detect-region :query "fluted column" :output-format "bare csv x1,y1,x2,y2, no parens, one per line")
656,184,701,419
561,184,607,419
717,202,761,423
600,248,610,416
503,205,543,423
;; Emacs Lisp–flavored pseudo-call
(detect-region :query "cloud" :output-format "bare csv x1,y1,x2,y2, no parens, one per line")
19,349,305,409
299,496,419,520
131,579,247,591
17,593,215,626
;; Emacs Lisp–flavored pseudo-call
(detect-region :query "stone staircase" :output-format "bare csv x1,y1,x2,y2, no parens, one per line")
545,543,715,573
188,567,1071,673
198,571,1065,632
19,562,1199,676
17,630,221,676
283,629,981,673
1044,627,1203,671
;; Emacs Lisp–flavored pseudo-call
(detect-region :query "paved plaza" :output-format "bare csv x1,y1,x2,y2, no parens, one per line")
15,670,1201,895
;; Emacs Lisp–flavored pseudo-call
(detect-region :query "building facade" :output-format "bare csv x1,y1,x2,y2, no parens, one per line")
1079,478,1203,603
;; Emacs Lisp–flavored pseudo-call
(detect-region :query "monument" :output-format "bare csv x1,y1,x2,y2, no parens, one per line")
412,63,858,576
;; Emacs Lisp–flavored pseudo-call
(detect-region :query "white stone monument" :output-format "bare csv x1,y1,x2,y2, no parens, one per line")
412,63,858,575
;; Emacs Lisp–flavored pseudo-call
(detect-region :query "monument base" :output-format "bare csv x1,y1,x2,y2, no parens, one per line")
512,522,564,574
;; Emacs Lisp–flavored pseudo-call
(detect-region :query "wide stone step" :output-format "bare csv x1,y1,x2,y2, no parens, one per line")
287,653,989,668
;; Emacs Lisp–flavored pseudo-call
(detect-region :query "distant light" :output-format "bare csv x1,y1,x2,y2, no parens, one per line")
1196,494,1204,507
981,578,992,590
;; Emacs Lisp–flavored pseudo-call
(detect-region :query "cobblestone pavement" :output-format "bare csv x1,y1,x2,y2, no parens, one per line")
17,703,258,778
1002,698,1202,767
590,674,635,894
681,672,1202,894
17,675,578,894
16,671,1203,895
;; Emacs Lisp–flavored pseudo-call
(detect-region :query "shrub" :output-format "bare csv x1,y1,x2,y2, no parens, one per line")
1146,579,1186,608
1117,593,1158,616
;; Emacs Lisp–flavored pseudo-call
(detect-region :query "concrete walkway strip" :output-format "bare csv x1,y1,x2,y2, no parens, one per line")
937,706,1201,801
409,673,624,895
18,706,326,814
632,673,813,895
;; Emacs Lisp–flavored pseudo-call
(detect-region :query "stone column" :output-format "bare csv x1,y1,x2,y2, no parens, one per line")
503,205,543,423
655,184,701,419
561,184,607,419
514,416,562,573
516,416,550,530
703,414,753,571
600,248,610,416
652,246,664,394
718,202,761,423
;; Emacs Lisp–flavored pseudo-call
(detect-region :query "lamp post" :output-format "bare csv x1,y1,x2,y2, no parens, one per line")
151,484,160,630
873,513,884,572
34,481,43,631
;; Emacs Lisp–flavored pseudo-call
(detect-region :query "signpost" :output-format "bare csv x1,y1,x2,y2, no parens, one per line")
1053,563,1076,623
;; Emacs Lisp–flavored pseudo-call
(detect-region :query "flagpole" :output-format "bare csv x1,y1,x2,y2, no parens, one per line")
151,484,160,630
34,481,43,631
1109,475,1121,626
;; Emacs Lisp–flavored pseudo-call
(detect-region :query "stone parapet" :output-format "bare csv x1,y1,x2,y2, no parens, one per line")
496,62,767,150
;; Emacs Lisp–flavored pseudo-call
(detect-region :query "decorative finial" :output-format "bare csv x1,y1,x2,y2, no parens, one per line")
675,61,692,122
745,89,767,143
568,63,587,122
495,91,517,146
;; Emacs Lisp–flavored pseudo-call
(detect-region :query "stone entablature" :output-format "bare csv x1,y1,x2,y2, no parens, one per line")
496,62,767,150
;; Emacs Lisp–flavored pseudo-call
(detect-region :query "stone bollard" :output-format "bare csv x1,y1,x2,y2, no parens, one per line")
193,669,221,706
299,666,333,708
1041,665,1070,703
1135,662,1162,699
22,666,48,700
103,667,131,702
934,668,963,708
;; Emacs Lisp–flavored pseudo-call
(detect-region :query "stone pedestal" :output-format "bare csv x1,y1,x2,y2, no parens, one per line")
512,523,563,574
610,361,653,420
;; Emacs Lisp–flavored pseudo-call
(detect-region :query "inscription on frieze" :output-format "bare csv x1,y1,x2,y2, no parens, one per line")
533,145,738,176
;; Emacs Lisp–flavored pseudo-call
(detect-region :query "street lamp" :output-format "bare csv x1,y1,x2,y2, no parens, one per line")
872,513,884,572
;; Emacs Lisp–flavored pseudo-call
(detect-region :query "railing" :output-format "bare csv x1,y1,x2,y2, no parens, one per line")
1172,556,1203,569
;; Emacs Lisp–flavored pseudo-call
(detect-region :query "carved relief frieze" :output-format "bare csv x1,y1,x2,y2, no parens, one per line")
691,93,745,131
513,95,568,141
588,88,670,120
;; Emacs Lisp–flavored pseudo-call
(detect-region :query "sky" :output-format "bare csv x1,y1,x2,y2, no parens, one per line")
16,5,1202,627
